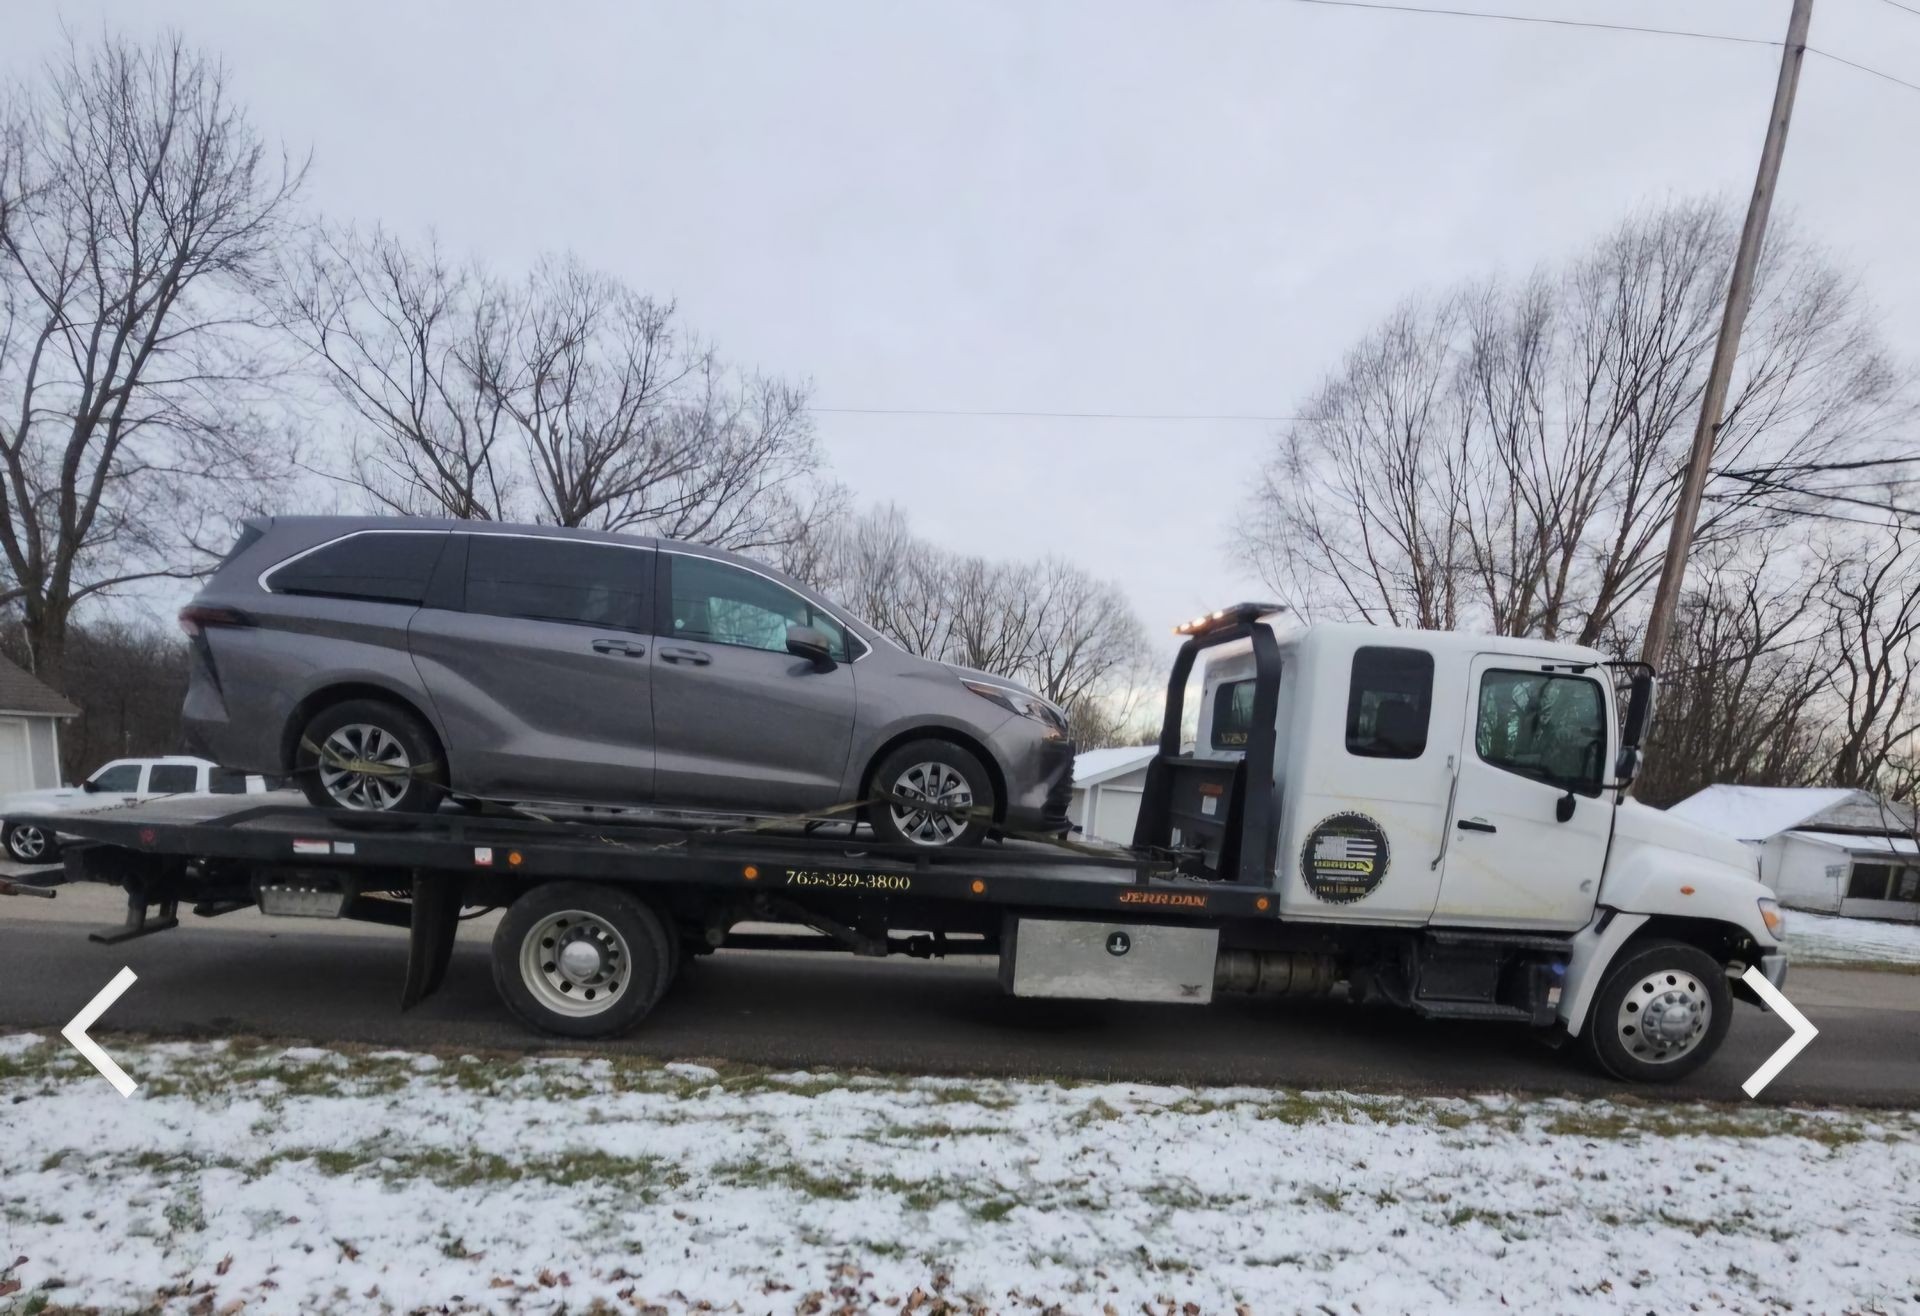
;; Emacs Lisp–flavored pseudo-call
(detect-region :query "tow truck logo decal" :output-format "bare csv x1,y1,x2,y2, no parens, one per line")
1301,812,1389,904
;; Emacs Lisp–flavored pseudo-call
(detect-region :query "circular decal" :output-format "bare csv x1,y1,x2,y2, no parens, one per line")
1106,931,1132,956
1300,812,1390,904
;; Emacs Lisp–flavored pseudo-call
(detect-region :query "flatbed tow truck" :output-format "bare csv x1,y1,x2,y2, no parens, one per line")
7,606,1789,1082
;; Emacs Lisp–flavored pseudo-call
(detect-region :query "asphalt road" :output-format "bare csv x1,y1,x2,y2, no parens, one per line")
3,892,1916,1106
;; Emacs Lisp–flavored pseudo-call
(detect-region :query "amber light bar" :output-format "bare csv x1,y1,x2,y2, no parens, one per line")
1171,602,1286,637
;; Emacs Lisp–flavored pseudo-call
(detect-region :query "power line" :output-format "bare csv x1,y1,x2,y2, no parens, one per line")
810,406,1298,423
1719,470,1920,519
1282,0,1920,98
1873,0,1920,20
1808,45,1920,95
1722,455,1920,476
1281,0,1779,46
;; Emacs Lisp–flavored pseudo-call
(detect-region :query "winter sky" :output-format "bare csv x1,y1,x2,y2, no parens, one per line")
8,0,1920,650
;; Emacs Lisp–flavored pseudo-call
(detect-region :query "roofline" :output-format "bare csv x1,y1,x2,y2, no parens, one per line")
0,707,78,719
1072,747,1158,788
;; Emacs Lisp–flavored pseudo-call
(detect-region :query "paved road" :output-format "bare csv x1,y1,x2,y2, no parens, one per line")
3,890,1916,1105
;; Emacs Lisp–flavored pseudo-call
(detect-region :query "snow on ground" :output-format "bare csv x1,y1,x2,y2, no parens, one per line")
1,1035,1917,1315
1790,911,1920,968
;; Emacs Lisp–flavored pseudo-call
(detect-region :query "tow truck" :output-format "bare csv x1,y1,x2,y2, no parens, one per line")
7,606,1788,1082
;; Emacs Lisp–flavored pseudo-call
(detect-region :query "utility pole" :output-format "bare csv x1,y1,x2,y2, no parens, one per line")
1640,0,1814,672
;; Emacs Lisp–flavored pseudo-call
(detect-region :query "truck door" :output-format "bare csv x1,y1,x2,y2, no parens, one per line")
1435,656,1612,930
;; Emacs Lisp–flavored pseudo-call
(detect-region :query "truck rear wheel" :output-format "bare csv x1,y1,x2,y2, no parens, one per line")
1582,939,1731,1083
492,882,672,1038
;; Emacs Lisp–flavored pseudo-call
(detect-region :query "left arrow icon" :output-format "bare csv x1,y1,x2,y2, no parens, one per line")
62,966,138,1097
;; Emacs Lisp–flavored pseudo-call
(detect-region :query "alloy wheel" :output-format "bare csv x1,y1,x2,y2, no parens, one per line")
317,723,413,811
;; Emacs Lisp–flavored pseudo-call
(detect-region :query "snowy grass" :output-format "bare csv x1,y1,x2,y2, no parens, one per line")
1,1033,1917,1315
1789,911,1920,970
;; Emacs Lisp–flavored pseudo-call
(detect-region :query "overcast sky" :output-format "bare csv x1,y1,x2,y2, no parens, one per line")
9,0,1920,651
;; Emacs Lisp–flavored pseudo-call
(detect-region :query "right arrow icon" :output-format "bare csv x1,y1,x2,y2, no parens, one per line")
1739,966,1818,1098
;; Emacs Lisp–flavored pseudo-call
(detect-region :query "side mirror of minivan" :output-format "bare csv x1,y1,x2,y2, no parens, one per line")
786,625,837,671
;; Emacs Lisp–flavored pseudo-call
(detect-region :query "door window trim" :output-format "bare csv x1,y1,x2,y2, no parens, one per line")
1472,665,1611,798
659,549,870,662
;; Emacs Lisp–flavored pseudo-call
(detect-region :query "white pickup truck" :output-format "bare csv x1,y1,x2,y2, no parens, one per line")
0,756,276,865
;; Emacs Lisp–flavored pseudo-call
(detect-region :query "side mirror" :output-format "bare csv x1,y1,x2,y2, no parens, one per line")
1621,669,1654,749
1556,790,1577,823
785,624,837,671
80,778,99,793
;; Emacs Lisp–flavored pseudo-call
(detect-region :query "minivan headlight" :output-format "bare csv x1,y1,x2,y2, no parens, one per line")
962,679,1068,732
1758,898,1786,940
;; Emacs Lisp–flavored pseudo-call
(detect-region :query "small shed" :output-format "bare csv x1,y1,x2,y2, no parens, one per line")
1667,785,1919,923
1068,746,1158,844
0,654,79,796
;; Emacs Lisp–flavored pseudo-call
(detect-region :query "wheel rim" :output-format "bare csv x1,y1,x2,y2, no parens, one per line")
10,826,45,860
317,723,412,811
889,761,976,846
519,909,631,1017
1616,967,1713,1064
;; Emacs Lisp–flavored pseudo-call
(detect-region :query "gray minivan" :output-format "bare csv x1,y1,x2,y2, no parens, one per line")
178,517,1075,847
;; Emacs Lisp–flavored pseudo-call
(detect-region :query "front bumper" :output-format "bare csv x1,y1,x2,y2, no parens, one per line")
1731,951,1789,1011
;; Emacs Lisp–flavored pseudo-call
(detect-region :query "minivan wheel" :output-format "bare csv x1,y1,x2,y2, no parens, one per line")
4,822,59,865
492,882,672,1038
295,698,445,814
867,739,996,848
1582,939,1732,1083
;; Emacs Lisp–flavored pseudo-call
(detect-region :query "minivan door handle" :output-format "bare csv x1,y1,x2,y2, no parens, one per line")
1456,818,1497,834
659,646,711,666
591,638,647,657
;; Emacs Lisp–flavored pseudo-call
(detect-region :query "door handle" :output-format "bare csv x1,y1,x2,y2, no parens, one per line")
591,638,647,657
659,646,712,666
1456,818,1497,834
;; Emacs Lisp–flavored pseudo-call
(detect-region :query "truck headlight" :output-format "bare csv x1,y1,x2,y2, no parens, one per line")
1758,898,1786,940
962,679,1069,735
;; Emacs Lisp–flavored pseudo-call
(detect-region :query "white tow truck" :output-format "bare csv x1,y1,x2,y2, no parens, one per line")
22,604,1785,1082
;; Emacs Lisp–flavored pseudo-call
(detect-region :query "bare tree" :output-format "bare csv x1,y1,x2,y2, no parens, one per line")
801,504,1156,742
285,231,829,553
279,227,511,519
1629,547,1831,806
1821,528,1920,790
1242,200,1909,647
0,33,306,688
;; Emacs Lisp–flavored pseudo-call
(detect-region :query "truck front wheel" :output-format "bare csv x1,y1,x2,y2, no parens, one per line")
1583,939,1732,1082
492,883,673,1038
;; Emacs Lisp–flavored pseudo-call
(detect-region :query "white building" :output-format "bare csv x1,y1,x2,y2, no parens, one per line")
0,655,77,797
1067,746,1158,844
1667,785,1919,923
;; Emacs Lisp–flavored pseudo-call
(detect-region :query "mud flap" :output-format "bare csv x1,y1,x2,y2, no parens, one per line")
401,872,463,1011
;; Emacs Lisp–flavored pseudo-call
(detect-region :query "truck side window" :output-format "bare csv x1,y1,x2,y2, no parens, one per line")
1476,670,1607,796
1210,678,1260,750
1345,647,1432,759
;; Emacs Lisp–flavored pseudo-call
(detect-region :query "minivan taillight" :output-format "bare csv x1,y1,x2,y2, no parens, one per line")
178,604,252,638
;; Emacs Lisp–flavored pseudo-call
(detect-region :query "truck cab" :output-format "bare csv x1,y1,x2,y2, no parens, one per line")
1143,607,1787,1080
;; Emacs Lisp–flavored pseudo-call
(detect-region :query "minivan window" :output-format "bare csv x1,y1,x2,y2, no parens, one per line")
268,531,447,604
1475,669,1608,796
1210,678,1259,750
89,763,141,792
148,764,199,794
1346,647,1432,758
465,536,650,632
666,555,852,660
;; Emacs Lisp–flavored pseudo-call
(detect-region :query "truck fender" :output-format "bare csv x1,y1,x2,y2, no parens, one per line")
1558,910,1650,1037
